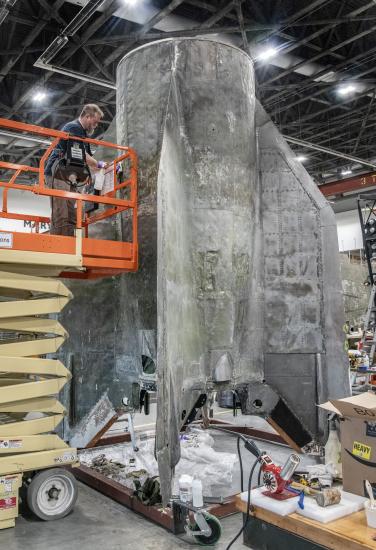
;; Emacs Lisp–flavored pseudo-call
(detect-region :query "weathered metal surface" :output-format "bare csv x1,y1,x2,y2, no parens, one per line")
58,38,348,504
115,38,348,503
117,38,264,502
69,393,118,449
254,102,349,443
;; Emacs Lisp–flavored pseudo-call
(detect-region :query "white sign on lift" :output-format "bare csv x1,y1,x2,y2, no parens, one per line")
0,233,13,248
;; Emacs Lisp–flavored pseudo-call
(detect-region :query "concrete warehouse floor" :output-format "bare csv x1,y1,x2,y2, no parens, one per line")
0,411,321,550
0,482,245,550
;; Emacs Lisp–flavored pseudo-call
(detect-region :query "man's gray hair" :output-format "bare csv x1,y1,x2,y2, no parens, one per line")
80,104,104,118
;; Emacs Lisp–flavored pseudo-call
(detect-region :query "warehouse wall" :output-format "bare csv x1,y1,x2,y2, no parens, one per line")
336,209,363,252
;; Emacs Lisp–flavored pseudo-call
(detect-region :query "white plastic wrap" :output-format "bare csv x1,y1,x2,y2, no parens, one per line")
79,428,237,497
173,428,238,496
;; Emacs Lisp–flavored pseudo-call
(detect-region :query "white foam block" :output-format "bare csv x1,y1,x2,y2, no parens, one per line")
296,491,367,523
240,487,299,516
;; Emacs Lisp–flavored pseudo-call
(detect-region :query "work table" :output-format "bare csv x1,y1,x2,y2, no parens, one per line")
236,494,376,550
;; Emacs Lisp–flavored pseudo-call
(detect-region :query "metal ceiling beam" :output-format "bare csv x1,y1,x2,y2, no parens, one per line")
262,3,376,109
85,13,376,47
0,0,65,84
305,133,376,171
37,0,114,82
268,59,376,117
235,0,248,51
33,0,185,89
144,0,335,55
254,0,334,43
86,24,279,46
293,116,376,155
7,13,55,29
2,0,120,132
318,172,376,196
8,0,198,162
352,92,375,155
103,0,186,68
198,0,235,28
283,88,376,139
0,0,17,27
263,13,376,88
283,135,376,169
0,46,44,57
279,83,376,127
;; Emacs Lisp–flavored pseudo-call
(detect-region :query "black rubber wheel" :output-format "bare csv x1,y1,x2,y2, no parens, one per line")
26,468,78,521
190,513,222,546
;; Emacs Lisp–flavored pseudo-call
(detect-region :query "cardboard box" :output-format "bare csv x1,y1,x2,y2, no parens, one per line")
320,392,376,496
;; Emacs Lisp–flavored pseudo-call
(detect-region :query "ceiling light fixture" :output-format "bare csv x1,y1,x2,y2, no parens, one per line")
32,91,47,102
295,155,307,162
337,84,356,96
257,47,278,62
341,169,353,176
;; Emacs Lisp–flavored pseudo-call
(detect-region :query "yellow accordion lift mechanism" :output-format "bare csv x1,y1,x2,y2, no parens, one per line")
0,118,139,529
0,270,78,529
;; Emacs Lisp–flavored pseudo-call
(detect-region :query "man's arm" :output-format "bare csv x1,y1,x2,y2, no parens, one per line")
85,152,101,170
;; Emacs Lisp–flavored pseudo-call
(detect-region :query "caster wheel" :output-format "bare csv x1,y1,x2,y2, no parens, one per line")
26,468,78,521
191,513,222,546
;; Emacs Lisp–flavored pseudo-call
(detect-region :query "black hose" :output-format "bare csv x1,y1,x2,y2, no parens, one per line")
51,156,91,189
257,463,262,487
206,424,264,547
237,436,243,492
226,457,260,550
206,424,254,446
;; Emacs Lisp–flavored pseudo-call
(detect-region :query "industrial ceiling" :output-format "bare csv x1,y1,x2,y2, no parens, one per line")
1,0,376,195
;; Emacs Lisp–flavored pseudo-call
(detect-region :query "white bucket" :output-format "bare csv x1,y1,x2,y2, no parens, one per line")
365,500,376,527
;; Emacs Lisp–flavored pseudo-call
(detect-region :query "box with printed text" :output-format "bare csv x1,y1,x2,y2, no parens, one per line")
320,392,376,496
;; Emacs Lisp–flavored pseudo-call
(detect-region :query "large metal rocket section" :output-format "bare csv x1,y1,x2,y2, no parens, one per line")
116,38,349,501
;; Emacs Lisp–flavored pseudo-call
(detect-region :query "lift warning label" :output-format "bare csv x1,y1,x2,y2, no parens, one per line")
0,440,22,449
0,497,16,509
0,233,13,248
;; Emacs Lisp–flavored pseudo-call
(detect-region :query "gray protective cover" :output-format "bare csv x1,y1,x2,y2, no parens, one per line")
115,38,349,502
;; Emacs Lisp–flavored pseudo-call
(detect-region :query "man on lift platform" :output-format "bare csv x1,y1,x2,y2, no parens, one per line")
44,103,107,236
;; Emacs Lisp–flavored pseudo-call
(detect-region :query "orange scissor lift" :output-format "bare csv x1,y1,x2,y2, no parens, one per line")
0,117,138,278
0,118,138,528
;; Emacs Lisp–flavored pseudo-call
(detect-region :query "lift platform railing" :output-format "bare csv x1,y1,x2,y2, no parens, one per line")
0,117,138,275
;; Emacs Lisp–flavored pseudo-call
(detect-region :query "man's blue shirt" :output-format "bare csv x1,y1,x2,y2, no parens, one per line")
44,119,92,175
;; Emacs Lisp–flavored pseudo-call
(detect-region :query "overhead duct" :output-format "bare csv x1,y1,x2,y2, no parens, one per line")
284,136,376,170
34,0,112,86
0,130,51,147
0,0,17,27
